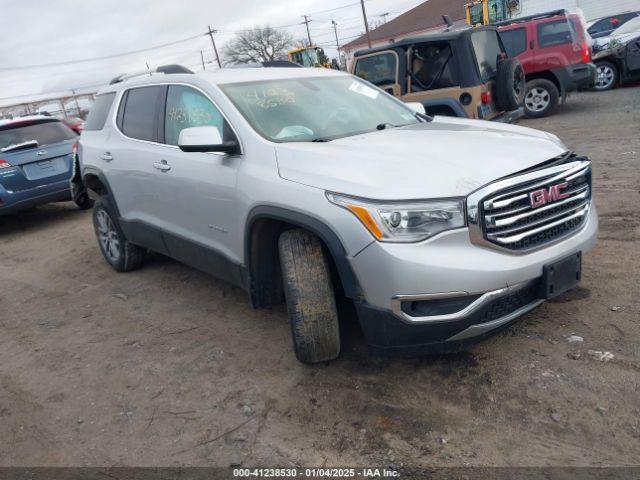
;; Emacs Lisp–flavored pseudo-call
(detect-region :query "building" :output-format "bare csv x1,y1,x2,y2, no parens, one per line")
342,0,470,68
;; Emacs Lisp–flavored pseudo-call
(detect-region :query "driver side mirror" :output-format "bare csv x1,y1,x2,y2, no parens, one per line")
405,102,426,115
178,126,240,154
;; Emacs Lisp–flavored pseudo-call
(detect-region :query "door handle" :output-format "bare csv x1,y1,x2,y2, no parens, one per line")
100,152,113,162
153,160,171,172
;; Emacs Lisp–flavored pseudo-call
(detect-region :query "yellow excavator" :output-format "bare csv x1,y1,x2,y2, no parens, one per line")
287,46,331,68
465,0,510,26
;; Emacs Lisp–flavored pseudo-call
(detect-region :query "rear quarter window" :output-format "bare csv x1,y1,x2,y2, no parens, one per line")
538,19,574,48
354,53,398,86
500,28,527,57
84,93,116,131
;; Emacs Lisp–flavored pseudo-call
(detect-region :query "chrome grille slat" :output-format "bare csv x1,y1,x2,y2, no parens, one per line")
483,164,590,209
487,186,590,227
487,205,590,245
468,159,592,253
487,202,590,238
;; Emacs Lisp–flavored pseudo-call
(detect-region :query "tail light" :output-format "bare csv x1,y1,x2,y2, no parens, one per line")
0,159,12,169
481,91,492,104
581,41,591,64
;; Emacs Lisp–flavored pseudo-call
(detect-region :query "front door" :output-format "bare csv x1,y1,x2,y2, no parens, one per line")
154,84,243,280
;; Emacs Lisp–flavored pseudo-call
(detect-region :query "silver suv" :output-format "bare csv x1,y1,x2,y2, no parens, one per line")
79,65,598,363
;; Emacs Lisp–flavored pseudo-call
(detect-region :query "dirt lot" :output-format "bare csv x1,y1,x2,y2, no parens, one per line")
1,88,639,468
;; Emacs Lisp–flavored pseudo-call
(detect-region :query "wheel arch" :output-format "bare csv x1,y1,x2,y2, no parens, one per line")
244,206,362,309
525,71,562,94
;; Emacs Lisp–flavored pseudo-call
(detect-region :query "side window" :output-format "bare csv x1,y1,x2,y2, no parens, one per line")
538,20,573,48
410,42,458,91
588,18,613,36
84,93,115,131
500,28,527,57
353,53,398,86
120,86,164,142
164,85,231,146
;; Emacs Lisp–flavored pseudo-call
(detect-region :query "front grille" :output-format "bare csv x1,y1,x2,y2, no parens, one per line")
480,162,591,251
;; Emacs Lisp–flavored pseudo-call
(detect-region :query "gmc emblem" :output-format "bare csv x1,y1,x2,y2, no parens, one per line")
530,182,570,208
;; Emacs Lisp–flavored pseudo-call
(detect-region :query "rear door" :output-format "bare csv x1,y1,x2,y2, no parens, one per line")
0,119,77,194
499,26,531,70
353,51,402,96
106,85,169,253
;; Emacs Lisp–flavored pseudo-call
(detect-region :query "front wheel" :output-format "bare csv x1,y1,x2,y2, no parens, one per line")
594,61,618,91
523,79,559,118
278,229,340,364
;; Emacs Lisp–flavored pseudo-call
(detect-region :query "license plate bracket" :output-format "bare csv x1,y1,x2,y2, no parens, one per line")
542,252,582,299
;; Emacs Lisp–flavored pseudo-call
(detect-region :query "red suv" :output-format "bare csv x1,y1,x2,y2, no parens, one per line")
497,9,596,118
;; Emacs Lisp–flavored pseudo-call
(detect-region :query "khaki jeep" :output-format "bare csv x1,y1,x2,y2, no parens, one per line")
351,26,525,122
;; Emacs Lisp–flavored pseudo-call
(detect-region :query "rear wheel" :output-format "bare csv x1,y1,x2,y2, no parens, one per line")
523,79,559,118
93,199,145,272
495,58,525,111
278,229,340,364
594,61,618,91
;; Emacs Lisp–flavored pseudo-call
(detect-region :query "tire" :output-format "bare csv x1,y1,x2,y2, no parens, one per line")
73,192,94,210
594,61,618,91
92,199,145,272
523,79,559,118
495,58,526,111
278,229,340,364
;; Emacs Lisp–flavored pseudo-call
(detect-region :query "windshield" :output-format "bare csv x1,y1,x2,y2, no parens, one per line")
0,120,76,151
220,76,420,142
291,48,320,67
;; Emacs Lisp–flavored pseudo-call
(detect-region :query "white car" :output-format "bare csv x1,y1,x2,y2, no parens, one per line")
79,65,598,363
593,15,640,51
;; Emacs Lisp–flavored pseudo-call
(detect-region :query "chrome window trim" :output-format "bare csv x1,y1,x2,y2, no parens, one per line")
111,81,244,156
466,158,592,255
390,279,534,324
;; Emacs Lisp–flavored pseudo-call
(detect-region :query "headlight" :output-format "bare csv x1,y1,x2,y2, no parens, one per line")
326,192,465,243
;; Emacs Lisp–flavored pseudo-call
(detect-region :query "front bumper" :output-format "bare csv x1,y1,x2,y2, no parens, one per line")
349,206,598,353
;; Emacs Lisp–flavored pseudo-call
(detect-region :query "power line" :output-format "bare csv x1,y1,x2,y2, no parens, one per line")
0,33,206,72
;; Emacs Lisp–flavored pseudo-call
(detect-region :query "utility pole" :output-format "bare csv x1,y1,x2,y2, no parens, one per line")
70,89,81,116
360,0,372,48
207,26,222,68
302,15,313,45
200,50,206,71
331,20,341,62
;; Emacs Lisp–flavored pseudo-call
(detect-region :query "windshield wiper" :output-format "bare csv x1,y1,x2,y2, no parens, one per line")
376,122,399,130
1,140,39,153
311,138,331,142
415,112,434,122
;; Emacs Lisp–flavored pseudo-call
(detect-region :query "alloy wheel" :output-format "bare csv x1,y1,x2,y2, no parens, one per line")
595,65,615,90
525,87,550,113
96,210,121,263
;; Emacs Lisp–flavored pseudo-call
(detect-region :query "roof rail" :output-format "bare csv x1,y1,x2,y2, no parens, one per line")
493,9,568,27
109,64,194,85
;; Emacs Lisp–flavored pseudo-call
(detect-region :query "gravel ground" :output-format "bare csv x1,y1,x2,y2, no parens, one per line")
0,87,639,468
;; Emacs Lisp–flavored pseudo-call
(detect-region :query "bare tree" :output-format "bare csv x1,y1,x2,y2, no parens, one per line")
223,26,293,65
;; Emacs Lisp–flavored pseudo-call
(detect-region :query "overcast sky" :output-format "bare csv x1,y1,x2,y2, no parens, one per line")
0,0,424,104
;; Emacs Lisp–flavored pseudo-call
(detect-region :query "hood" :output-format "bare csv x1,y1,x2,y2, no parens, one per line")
275,116,567,200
